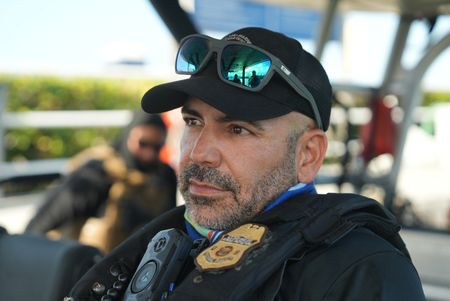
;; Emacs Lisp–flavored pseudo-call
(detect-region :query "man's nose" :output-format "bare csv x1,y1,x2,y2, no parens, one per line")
189,128,221,167
145,148,158,158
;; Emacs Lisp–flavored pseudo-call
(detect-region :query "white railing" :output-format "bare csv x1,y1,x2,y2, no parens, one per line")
0,83,433,183
0,85,134,182
3,110,133,129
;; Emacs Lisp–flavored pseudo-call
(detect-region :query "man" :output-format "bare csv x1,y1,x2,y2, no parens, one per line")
232,74,241,84
26,111,177,253
67,27,425,300
248,70,261,87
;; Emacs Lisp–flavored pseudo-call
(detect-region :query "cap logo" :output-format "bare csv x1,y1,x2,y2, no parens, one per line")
224,33,252,44
280,65,291,75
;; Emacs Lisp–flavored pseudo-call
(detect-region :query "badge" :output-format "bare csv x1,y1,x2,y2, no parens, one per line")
195,223,267,272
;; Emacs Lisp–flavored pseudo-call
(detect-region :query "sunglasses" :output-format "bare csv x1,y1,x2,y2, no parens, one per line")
175,34,323,130
138,140,163,151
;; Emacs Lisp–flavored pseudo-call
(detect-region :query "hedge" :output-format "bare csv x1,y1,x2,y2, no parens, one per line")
1,74,449,162
1,75,162,161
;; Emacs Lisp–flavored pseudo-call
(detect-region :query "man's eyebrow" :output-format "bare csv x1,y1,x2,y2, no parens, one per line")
217,115,265,131
181,105,265,131
181,106,201,118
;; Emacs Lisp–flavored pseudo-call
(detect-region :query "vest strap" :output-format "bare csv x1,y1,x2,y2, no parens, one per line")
168,193,404,301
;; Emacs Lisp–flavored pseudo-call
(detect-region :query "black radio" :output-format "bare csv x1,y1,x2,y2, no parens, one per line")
123,228,193,301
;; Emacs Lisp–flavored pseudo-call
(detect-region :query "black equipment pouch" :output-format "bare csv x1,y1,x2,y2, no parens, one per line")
65,206,188,301
123,229,193,301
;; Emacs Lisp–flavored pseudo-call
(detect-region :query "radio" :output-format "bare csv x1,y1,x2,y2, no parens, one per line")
123,229,193,301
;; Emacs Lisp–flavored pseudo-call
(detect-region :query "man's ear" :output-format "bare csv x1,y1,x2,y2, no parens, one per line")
295,129,328,183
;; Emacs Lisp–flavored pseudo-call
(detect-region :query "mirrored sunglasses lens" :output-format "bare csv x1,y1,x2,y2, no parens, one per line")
221,45,271,89
176,37,210,73
139,140,163,151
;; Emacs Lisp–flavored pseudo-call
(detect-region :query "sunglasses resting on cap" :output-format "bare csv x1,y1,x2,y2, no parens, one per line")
141,27,332,131
175,34,324,130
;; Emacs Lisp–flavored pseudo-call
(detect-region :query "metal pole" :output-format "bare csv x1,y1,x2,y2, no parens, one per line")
315,0,339,61
380,15,413,94
149,0,198,43
385,32,450,209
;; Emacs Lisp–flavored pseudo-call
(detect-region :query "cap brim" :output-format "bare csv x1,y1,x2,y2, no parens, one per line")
141,75,292,122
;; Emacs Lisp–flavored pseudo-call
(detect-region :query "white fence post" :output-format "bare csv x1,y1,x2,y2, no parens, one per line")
0,84,6,163
0,84,7,196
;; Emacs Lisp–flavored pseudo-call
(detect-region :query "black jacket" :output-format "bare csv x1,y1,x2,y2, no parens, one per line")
278,227,423,300
67,193,425,300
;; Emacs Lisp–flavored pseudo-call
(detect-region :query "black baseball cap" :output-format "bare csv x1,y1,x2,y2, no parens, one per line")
141,27,332,130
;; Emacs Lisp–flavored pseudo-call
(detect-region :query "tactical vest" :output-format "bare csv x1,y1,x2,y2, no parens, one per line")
67,193,408,301
70,145,175,253
166,193,408,301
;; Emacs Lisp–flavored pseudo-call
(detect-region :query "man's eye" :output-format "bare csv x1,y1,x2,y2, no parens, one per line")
184,117,202,126
230,125,250,135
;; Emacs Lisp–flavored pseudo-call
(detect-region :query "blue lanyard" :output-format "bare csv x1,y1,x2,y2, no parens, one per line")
184,182,317,242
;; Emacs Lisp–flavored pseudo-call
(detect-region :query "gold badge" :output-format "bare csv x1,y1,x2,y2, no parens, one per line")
195,223,267,272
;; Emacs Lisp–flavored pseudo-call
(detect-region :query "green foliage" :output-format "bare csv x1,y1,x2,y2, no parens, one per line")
0,75,162,161
1,75,449,162
4,128,122,160
422,90,450,106
1,75,160,111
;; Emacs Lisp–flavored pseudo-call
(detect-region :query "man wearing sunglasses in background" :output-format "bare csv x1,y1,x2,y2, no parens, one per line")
67,27,425,300
26,111,177,253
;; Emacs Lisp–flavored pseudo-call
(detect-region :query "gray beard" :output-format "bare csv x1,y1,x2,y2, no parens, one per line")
179,143,298,231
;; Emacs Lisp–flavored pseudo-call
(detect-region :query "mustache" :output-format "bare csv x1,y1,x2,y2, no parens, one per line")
179,164,240,194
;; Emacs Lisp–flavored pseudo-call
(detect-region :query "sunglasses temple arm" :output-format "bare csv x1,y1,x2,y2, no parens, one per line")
276,68,324,130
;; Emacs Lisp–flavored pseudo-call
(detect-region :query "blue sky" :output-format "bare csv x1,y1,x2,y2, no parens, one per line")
0,0,174,77
1,0,449,90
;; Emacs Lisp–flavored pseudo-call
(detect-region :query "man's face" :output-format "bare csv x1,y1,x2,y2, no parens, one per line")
127,125,166,166
179,97,303,230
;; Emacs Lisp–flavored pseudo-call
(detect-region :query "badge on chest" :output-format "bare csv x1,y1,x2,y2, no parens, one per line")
195,223,267,272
